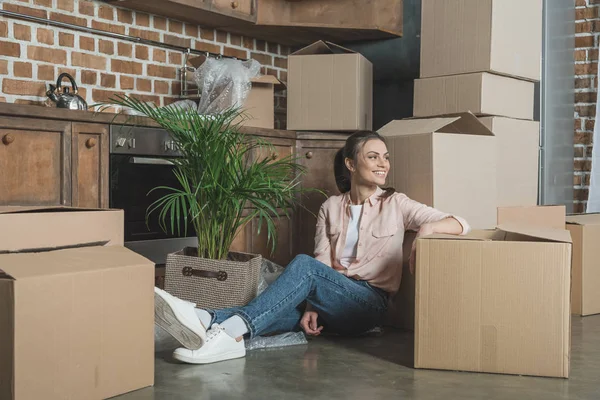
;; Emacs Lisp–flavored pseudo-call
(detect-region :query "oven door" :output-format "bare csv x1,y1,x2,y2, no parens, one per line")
109,154,196,243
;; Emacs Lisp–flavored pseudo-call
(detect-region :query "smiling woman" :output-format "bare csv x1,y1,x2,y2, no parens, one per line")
153,129,470,366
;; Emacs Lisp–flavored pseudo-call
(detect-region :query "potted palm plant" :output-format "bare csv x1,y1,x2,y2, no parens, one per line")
102,96,307,309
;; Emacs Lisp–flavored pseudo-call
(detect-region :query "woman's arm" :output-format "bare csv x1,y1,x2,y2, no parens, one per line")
416,216,464,237
313,205,332,267
402,196,470,235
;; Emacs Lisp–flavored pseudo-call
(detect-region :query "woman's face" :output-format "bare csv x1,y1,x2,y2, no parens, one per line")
346,139,390,187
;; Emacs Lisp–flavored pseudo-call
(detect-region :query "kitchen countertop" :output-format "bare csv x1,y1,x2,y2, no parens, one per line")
0,102,304,140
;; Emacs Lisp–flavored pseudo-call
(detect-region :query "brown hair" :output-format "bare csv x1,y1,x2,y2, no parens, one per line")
333,131,395,198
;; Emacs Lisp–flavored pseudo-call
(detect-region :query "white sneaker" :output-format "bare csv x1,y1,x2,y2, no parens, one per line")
172,324,246,364
154,287,207,350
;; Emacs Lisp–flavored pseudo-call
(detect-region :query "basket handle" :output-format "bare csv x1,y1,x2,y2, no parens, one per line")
182,267,228,281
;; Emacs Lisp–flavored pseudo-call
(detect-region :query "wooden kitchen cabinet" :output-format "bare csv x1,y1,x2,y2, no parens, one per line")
0,116,109,209
0,117,72,206
108,0,402,46
294,133,349,257
108,0,257,31
71,123,109,209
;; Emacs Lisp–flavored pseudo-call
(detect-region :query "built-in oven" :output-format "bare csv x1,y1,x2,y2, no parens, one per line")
109,125,197,266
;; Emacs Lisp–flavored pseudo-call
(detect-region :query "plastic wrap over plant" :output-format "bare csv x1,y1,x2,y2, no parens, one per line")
193,57,261,114
245,331,308,351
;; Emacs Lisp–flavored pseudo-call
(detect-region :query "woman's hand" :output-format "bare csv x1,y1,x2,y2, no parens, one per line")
300,311,323,336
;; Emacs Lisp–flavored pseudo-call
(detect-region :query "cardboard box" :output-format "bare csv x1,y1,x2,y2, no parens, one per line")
479,117,540,207
384,232,416,331
243,75,284,129
0,207,155,400
413,72,535,120
287,40,373,131
497,205,566,230
420,0,542,81
415,225,572,378
378,112,497,229
566,214,600,316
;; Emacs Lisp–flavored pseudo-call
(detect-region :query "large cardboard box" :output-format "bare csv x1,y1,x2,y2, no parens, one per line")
384,232,416,331
480,117,540,207
287,40,373,131
497,205,566,230
413,72,535,120
415,226,572,378
378,112,497,229
566,214,600,316
420,0,542,81
0,207,155,400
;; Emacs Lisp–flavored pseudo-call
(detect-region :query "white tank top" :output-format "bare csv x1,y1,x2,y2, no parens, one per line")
340,204,363,268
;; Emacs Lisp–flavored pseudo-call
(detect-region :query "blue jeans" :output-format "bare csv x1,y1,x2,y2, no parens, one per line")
206,254,389,338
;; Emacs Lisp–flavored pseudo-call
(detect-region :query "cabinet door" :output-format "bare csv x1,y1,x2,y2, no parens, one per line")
294,134,349,257
71,123,109,208
113,0,257,28
247,136,295,264
0,117,71,206
251,209,293,266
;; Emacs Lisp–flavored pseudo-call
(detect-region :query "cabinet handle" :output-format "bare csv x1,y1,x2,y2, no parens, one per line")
2,134,14,145
305,151,314,159
85,138,97,148
231,1,238,9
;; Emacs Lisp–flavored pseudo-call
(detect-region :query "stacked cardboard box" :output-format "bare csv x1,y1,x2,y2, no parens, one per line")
286,41,373,132
378,112,497,229
415,0,542,208
382,1,571,379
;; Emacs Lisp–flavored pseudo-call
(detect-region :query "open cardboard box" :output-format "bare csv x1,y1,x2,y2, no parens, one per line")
566,213,600,316
0,207,154,400
188,54,284,129
378,112,497,229
414,224,572,378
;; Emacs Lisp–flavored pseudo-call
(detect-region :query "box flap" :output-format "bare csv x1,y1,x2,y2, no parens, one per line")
379,112,494,137
290,40,356,56
566,213,600,225
498,205,566,230
378,117,461,137
0,206,113,215
250,75,286,90
0,246,150,280
413,112,495,136
497,224,572,243
419,233,488,241
0,208,124,252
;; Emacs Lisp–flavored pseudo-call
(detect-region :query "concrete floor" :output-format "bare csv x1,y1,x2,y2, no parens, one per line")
116,316,600,400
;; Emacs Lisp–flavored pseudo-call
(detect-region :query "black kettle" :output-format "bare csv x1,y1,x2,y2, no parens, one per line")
46,73,88,110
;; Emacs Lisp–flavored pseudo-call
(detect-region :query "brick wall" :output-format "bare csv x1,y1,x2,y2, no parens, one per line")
0,0,289,128
575,0,599,213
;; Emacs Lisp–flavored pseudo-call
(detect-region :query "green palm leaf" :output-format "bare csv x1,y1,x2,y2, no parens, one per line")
99,95,320,260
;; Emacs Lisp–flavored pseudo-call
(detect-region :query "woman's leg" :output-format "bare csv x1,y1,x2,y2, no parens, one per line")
211,254,388,338
169,255,388,364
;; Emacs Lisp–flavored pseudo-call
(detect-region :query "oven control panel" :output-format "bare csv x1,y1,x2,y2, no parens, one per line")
110,125,181,157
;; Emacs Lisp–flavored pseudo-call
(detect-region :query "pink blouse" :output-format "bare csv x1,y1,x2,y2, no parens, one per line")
314,187,470,294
